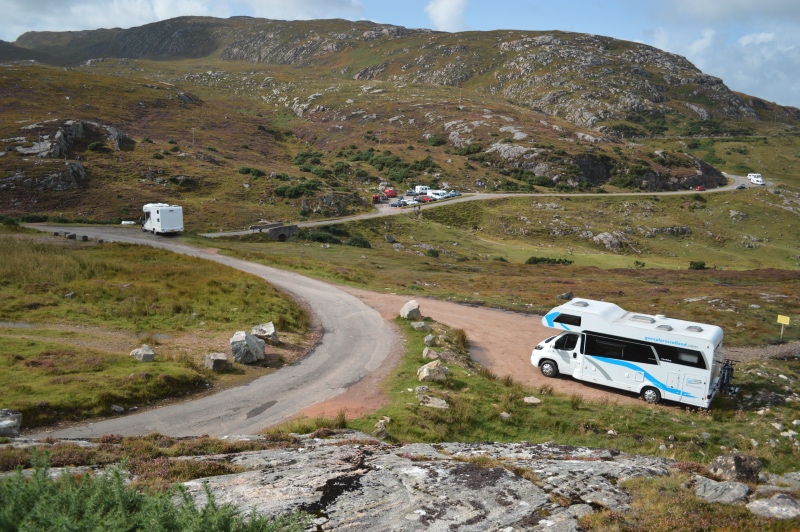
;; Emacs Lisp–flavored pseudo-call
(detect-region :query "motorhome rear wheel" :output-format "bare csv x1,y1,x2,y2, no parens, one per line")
641,387,661,404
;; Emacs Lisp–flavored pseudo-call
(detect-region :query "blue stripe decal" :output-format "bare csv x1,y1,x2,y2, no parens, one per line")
545,312,570,330
589,356,697,399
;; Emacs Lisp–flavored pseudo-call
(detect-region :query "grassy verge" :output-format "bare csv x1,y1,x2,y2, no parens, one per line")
580,472,795,531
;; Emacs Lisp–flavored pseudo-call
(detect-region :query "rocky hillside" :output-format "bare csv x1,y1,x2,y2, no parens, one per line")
1,17,798,229
13,17,800,134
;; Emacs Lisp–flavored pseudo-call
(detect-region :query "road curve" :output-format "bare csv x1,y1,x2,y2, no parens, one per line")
201,173,752,238
26,226,396,439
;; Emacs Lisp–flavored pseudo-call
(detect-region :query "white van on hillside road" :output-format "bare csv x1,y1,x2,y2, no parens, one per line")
747,173,765,185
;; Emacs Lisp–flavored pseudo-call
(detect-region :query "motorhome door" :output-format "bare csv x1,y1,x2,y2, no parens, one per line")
553,333,581,375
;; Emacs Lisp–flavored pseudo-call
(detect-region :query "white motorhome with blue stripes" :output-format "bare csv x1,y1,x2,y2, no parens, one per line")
531,298,732,408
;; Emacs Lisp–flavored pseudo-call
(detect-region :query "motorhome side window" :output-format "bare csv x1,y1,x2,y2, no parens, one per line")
554,333,579,350
584,333,657,364
554,313,581,326
624,342,658,365
654,345,707,370
585,335,624,359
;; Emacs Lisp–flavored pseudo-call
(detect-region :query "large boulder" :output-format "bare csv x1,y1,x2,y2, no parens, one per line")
205,353,232,371
708,453,762,483
130,344,155,362
747,494,800,519
230,331,265,364
417,359,450,382
251,322,279,345
400,300,422,320
0,409,22,437
693,475,750,504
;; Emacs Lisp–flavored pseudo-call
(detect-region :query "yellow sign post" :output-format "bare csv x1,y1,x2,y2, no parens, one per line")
778,315,791,339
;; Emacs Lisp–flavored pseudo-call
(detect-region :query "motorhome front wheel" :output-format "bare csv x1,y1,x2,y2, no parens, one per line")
540,360,559,378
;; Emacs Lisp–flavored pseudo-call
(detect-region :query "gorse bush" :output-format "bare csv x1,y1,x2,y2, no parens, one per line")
345,236,371,248
0,453,310,531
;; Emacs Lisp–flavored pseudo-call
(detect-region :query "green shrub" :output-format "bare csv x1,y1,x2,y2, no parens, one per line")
692,193,707,203
525,256,574,265
151,152,164,160
141,137,153,143
303,231,342,244
426,249,440,258
0,216,19,227
274,180,322,198
688,261,707,270
345,236,372,248
87,141,105,151
426,134,446,147
169,146,180,153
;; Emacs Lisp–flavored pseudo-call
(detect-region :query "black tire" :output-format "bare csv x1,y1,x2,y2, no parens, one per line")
540,360,559,378
641,387,661,404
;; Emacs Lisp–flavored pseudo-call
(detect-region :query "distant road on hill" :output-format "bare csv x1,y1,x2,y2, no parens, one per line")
200,173,751,238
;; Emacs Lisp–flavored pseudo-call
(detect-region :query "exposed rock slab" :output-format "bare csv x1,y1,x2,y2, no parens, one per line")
180,435,692,529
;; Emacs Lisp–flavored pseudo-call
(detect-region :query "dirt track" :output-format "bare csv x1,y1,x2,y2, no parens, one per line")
296,288,800,420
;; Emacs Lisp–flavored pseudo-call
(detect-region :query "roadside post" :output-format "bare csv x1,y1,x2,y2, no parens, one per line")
778,315,791,340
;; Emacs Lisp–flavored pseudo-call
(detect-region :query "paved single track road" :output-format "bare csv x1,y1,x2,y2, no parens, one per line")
26,226,397,439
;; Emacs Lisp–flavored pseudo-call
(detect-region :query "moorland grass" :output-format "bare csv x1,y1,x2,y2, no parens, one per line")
0,232,308,333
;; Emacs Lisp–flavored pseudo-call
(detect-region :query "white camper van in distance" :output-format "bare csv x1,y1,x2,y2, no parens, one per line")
142,203,183,235
747,173,765,185
531,298,731,408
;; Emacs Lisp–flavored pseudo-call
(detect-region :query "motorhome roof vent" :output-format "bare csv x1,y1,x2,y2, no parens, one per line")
655,314,666,319
656,325,673,331
686,325,703,332
571,301,589,307
631,315,656,323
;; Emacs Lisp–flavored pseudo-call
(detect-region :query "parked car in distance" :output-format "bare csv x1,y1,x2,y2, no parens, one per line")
405,189,417,197
736,184,746,190
418,195,433,202
405,199,420,206
694,186,706,191
448,190,462,197
389,200,407,207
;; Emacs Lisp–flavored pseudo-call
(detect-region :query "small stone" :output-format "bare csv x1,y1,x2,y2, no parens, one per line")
422,347,439,360
130,344,155,362
424,334,437,346
411,321,431,332
524,396,542,406
500,412,512,421
64,292,76,299
111,405,125,413
607,430,618,436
